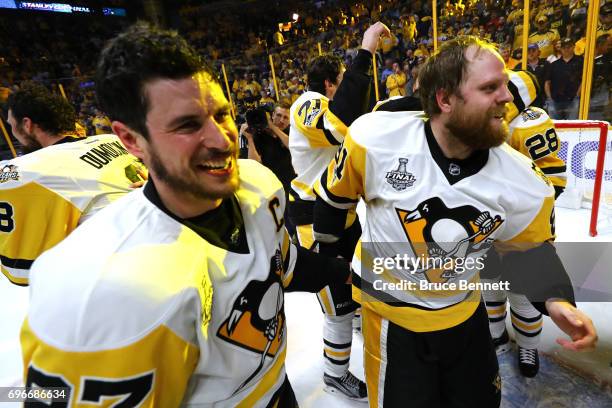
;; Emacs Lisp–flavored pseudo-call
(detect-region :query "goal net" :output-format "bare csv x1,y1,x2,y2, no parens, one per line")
554,120,611,237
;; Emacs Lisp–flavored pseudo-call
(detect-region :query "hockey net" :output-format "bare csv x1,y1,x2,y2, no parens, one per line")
554,120,611,237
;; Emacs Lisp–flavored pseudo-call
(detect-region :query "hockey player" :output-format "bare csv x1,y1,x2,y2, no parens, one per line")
313,36,597,407
21,23,353,407
288,21,390,400
483,69,567,377
1,82,144,285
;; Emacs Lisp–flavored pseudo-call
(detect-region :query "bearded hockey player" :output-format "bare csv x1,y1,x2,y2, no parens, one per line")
313,36,596,408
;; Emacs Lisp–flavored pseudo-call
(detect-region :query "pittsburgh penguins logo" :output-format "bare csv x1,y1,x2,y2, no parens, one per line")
0,165,19,183
520,107,543,121
396,197,503,283
218,249,285,393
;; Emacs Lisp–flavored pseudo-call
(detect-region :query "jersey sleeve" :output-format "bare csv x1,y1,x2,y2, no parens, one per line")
313,132,366,242
508,108,567,194
0,182,82,285
292,96,345,147
496,189,556,255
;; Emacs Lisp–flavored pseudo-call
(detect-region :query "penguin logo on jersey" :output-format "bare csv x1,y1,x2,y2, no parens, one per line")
396,197,504,283
0,165,19,183
217,248,286,392
386,158,416,191
521,107,542,121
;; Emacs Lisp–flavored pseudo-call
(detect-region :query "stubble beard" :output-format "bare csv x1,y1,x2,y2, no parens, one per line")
149,146,239,201
17,127,42,154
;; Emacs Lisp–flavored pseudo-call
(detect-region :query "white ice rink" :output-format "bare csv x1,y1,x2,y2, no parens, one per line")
1,207,611,407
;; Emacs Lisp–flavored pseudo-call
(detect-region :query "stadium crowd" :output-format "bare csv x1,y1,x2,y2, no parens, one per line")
0,1,605,406
1,0,610,145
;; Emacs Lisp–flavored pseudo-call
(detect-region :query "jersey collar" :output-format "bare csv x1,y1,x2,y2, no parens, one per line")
424,120,489,185
143,179,249,253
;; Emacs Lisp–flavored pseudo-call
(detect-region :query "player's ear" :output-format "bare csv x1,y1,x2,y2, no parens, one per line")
323,79,336,98
435,88,453,114
112,121,146,161
21,117,33,133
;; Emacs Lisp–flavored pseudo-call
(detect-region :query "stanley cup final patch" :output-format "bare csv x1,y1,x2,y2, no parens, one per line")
386,158,416,191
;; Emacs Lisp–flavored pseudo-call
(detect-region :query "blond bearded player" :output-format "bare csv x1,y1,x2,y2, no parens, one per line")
313,36,597,407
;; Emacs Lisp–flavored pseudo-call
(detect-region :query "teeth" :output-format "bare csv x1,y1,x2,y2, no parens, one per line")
201,158,230,169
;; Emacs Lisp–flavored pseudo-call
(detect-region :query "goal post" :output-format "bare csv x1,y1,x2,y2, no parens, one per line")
554,120,611,237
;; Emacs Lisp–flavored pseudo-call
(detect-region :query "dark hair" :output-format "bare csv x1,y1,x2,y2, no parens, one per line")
419,36,498,117
7,82,76,134
306,54,343,95
275,101,291,110
95,22,213,139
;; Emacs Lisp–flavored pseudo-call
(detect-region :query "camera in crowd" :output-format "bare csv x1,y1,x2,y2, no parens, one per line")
245,104,275,137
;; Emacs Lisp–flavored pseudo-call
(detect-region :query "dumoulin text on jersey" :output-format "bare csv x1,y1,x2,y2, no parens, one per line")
79,140,130,169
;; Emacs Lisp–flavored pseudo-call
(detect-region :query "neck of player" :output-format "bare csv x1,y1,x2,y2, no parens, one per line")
430,118,474,160
154,177,222,219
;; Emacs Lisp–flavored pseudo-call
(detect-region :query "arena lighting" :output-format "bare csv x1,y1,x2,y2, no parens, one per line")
292,13,299,22
0,0,17,8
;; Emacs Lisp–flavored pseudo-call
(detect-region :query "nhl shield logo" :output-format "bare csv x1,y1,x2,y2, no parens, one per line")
449,163,461,176
386,158,416,191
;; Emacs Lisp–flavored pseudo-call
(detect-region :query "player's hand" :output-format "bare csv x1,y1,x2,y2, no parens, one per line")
361,22,391,55
546,300,597,351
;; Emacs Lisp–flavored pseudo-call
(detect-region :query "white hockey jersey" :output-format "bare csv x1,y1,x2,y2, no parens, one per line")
0,134,143,285
315,112,556,332
289,90,347,202
22,160,302,407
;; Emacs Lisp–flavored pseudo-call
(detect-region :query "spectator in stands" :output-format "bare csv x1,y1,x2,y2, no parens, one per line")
386,61,407,97
545,37,584,119
499,43,513,66
380,58,394,85
529,15,560,59
379,30,399,59
239,103,295,203
600,2,612,38
92,108,112,135
405,48,418,70
547,39,562,63
550,5,569,38
590,34,611,120
405,65,420,97
526,43,548,89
